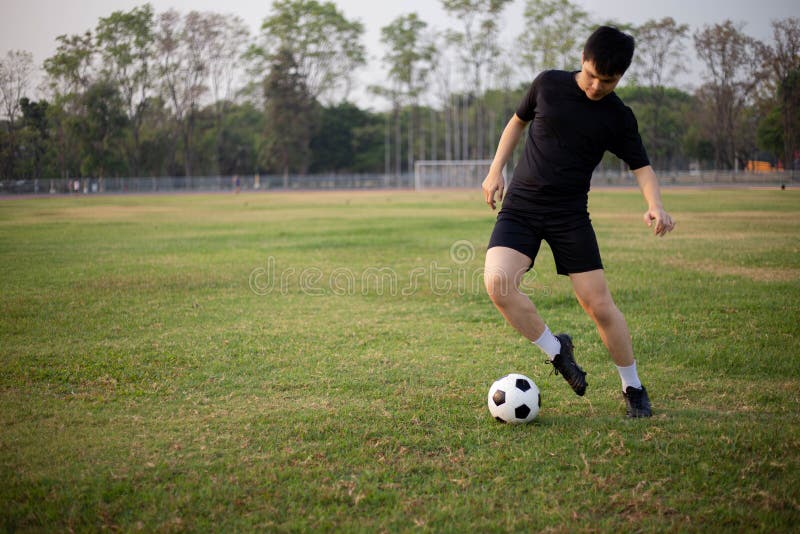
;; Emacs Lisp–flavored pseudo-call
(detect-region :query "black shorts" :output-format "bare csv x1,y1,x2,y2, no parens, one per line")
488,210,603,276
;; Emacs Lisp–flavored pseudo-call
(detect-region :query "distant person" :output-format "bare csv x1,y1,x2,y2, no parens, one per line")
234,175,241,194
482,26,675,418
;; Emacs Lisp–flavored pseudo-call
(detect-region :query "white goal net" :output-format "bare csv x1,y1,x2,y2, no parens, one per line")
413,159,501,191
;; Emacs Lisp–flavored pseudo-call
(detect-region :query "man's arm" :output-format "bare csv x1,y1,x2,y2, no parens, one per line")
482,114,529,210
632,165,675,237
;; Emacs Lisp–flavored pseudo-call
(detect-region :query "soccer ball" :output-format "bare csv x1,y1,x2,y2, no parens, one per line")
487,374,540,423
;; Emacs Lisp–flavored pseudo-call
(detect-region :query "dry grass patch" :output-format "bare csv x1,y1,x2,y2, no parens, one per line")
664,257,800,282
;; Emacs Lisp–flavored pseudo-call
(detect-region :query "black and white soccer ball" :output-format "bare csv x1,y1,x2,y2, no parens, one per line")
487,373,540,423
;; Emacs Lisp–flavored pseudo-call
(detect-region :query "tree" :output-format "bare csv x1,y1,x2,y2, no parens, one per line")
0,128,11,179
17,98,52,179
137,95,177,177
429,42,455,163
350,117,385,173
0,50,35,179
757,102,786,162
519,0,589,76
204,13,250,175
262,48,315,181
630,17,690,169
616,85,693,170
43,32,96,179
631,18,689,88
379,13,436,175
309,102,383,173
155,9,212,178
255,0,366,104
0,50,35,130
760,17,800,172
211,101,264,175
368,80,403,176
78,81,128,179
693,21,763,169
441,0,512,160
43,32,95,98
95,3,156,177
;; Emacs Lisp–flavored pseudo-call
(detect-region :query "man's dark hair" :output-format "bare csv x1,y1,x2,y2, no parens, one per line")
583,26,635,76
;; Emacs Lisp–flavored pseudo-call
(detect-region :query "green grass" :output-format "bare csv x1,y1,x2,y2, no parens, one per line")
1,188,799,531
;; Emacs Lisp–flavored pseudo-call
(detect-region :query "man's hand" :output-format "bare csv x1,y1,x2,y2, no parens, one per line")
632,166,675,237
481,115,527,210
482,169,505,210
643,206,675,237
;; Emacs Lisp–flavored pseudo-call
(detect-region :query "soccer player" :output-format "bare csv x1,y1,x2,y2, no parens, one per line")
482,26,674,418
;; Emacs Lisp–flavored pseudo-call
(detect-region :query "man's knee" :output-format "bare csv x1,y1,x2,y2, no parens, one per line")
485,247,530,307
580,293,618,323
484,270,514,306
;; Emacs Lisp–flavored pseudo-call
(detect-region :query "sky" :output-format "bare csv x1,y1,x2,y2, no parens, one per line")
1,0,799,109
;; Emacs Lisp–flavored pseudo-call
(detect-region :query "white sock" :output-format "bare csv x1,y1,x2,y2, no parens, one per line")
533,326,561,360
616,361,642,391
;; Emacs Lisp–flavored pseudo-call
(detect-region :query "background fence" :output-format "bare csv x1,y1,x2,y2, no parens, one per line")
0,173,414,195
0,170,795,196
591,169,796,186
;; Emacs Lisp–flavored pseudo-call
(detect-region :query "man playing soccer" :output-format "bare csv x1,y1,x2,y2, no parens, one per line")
482,26,674,418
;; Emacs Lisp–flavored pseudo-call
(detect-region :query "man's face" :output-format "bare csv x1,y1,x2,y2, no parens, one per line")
576,57,622,101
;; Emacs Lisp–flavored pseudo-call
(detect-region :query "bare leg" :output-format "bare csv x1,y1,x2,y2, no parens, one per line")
569,269,634,367
484,246,546,341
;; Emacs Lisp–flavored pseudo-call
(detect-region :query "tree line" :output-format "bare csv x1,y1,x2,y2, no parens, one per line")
0,0,798,181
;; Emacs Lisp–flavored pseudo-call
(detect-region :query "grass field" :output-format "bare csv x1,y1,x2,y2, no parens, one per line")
1,188,799,531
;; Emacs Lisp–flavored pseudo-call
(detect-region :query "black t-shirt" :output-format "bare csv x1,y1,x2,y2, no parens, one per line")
504,70,650,213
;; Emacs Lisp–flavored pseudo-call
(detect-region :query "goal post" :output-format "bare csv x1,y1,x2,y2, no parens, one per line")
413,159,504,191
